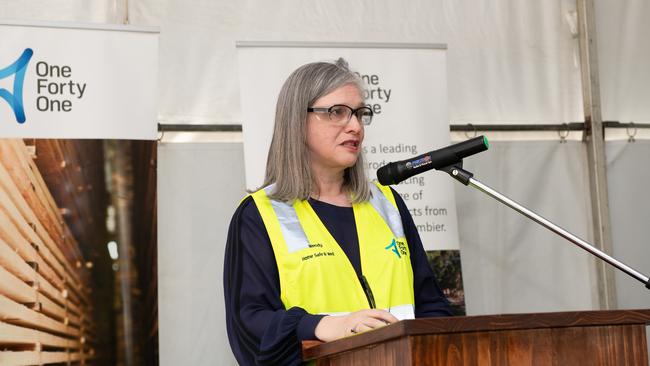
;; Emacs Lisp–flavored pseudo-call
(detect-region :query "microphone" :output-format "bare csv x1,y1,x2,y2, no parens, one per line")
376,136,489,185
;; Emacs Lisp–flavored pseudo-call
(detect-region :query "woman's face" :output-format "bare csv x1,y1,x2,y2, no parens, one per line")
306,83,365,177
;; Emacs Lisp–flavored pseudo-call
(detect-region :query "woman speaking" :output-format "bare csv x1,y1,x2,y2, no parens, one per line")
224,58,452,365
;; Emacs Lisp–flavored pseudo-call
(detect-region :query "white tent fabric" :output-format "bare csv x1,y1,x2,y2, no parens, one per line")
0,0,124,23
596,1,650,123
158,143,243,366
128,0,584,125
606,141,650,309
456,141,598,314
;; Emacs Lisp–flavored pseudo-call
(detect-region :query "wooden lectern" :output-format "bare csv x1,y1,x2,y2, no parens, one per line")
302,309,650,365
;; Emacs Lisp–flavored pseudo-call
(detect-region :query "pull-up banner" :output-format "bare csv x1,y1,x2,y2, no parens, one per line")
237,42,460,250
0,21,158,140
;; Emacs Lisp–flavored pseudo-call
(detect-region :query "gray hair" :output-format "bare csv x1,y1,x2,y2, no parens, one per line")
262,58,371,203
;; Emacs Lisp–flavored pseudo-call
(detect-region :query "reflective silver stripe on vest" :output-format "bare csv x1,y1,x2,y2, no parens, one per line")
265,184,403,253
265,185,310,253
368,184,405,238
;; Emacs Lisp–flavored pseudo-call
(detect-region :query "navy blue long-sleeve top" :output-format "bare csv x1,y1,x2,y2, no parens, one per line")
224,188,453,365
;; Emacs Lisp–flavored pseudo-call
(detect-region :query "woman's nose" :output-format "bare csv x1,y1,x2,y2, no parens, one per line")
346,114,363,133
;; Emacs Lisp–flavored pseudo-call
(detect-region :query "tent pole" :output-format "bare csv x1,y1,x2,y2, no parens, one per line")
577,0,617,310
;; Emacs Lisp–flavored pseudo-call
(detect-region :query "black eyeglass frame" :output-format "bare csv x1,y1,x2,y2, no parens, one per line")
307,104,374,125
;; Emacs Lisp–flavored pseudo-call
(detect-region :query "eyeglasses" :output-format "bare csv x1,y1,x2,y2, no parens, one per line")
307,104,373,126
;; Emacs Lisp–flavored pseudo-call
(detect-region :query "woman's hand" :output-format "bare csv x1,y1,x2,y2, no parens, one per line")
314,309,399,342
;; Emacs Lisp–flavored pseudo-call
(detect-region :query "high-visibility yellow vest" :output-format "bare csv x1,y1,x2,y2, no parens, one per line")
251,182,415,320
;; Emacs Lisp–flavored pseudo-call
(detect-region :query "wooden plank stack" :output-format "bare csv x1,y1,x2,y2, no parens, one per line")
0,139,93,365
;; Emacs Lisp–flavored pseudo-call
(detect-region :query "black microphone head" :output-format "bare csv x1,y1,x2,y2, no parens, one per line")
460,135,489,156
376,136,489,186
377,162,396,185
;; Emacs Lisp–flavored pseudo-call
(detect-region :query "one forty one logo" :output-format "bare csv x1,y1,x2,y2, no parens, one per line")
0,48,88,124
35,59,87,113
385,239,407,259
0,48,33,123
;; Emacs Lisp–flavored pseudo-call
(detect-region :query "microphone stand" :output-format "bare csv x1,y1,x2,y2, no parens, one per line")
440,163,650,290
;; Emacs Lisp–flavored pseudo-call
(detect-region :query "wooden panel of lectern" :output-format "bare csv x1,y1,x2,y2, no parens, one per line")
302,309,650,365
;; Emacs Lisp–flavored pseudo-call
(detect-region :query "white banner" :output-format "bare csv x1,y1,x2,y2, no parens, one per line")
0,21,158,139
237,42,459,250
